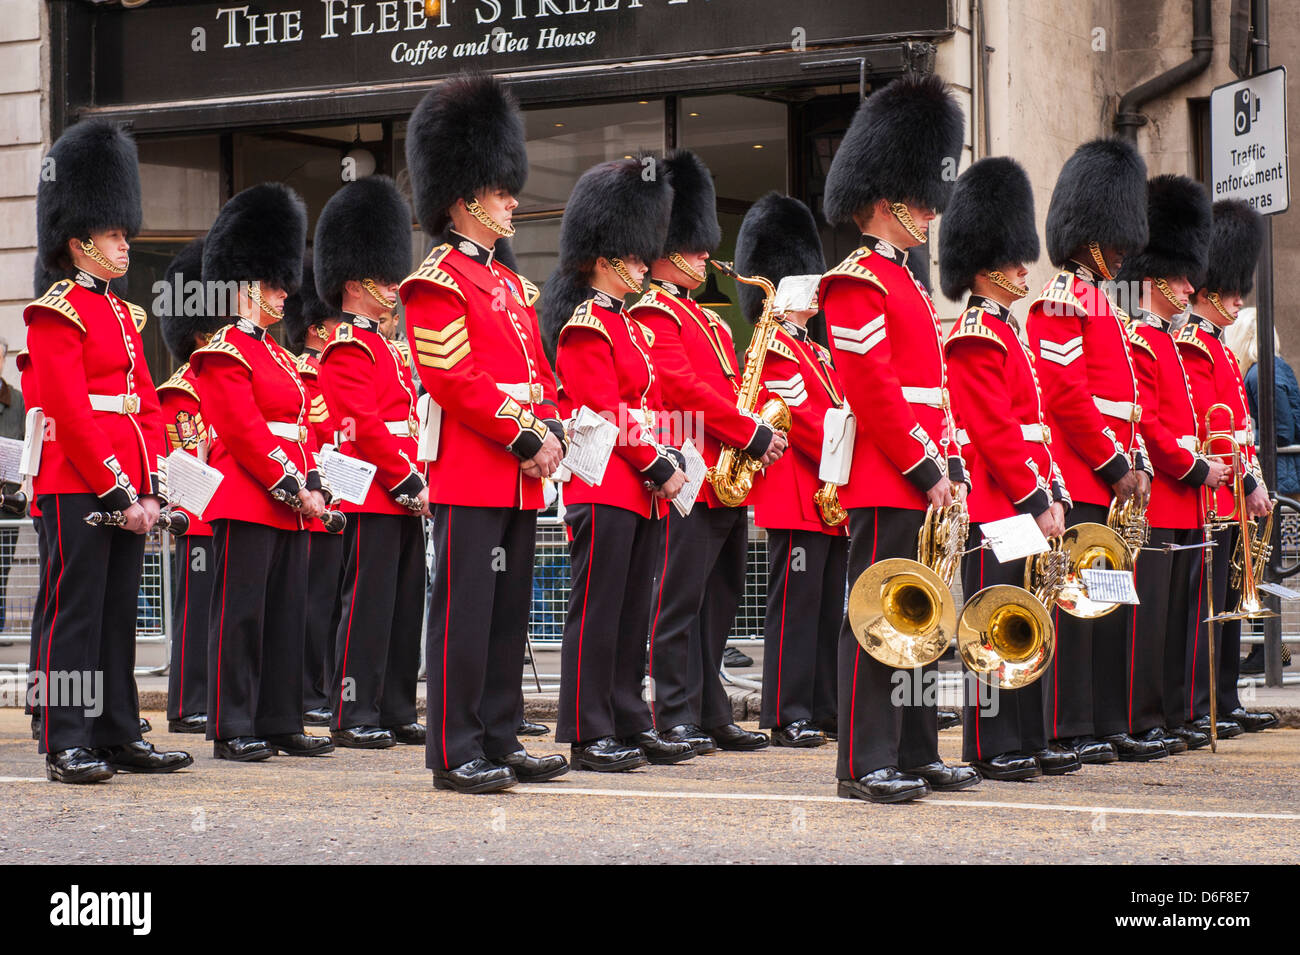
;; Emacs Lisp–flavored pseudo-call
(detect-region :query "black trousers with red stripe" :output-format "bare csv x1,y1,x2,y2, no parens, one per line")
557,503,658,744
1041,501,1131,741
960,529,1048,761
331,512,424,729
166,533,212,721
302,530,345,713
1186,524,1241,721
836,506,941,780
33,494,145,755
425,503,536,770
1127,526,1197,734
206,519,308,741
647,504,747,731
25,516,47,717
758,528,844,729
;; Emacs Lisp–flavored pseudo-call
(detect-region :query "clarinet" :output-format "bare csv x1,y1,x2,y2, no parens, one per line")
270,487,347,534
394,493,427,514
83,508,189,534
0,489,28,517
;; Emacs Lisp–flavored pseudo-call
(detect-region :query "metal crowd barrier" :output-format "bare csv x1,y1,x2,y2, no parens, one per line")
0,518,171,677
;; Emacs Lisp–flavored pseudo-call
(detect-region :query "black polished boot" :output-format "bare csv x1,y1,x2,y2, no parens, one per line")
1225,707,1279,732
1136,726,1187,755
622,729,695,764
213,737,273,762
1033,745,1082,775
433,757,517,794
331,725,396,749
517,718,548,737
837,767,930,804
1100,732,1167,761
266,733,334,757
937,710,962,731
771,719,828,748
1169,724,1211,750
302,708,332,726
902,760,982,791
96,741,193,773
1191,716,1244,740
661,723,717,754
387,723,426,745
139,717,152,734
971,752,1040,781
1061,736,1118,764
494,750,570,782
570,736,648,772
45,747,114,784
706,723,769,751
168,714,207,734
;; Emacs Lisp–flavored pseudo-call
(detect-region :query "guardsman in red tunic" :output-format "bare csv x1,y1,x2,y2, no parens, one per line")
26,120,191,782
1116,176,1224,755
541,157,693,772
157,236,224,736
939,157,1081,780
281,261,345,728
191,182,335,763
401,74,568,794
314,175,427,750
732,193,845,748
1180,198,1278,736
17,341,46,739
629,151,785,754
821,73,979,804
1026,138,1166,764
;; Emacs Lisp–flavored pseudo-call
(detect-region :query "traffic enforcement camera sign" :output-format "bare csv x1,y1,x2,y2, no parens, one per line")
1211,66,1289,215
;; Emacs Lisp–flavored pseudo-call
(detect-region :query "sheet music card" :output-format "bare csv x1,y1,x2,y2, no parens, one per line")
163,450,224,518
564,405,619,487
773,274,822,314
0,437,23,485
979,513,1050,563
1081,569,1140,605
318,446,376,505
672,439,709,518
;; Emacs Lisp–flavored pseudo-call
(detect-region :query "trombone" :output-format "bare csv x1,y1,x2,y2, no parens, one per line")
846,502,968,669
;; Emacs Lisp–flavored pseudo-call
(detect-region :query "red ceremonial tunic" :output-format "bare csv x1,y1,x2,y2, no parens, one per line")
318,314,425,515
399,236,559,511
1176,312,1263,516
945,295,1066,523
823,238,957,511
750,320,849,534
1026,262,1148,508
1129,311,1211,529
189,317,322,531
23,275,164,510
555,289,678,520
156,362,213,536
629,278,768,509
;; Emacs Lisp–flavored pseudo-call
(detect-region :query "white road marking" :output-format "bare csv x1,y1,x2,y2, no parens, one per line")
0,776,44,783
513,785,1300,822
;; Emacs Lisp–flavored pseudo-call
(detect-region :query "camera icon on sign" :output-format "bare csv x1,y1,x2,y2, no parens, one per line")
1235,89,1261,136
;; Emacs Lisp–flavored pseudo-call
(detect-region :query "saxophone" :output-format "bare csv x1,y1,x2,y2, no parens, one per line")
814,482,847,526
707,261,792,507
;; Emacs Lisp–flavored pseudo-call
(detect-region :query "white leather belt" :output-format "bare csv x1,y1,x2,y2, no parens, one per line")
900,386,948,409
89,393,140,414
267,421,308,443
1093,396,1141,423
498,381,544,404
385,419,417,438
1177,435,1199,453
954,423,1050,447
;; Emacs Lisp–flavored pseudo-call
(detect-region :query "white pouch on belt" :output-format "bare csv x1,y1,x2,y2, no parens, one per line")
818,406,855,486
416,393,442,463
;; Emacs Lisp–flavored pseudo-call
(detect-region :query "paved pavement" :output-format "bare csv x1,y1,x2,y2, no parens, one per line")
2,708,1296,864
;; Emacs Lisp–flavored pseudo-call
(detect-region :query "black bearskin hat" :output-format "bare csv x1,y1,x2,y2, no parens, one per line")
1116,175,1211,289
282,259,336,354
662,150,721,256
939,157,1040,300
1045,138,1148,266
160,236,224,363
824,72,964,225
734,192,826,324
202,183,306,301
1201,199,1265,297
405,72,529,236
313,176,413,311
539,157,673,345
37,119,142,273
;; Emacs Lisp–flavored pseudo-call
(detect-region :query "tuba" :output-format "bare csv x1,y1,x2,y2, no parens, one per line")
706,261,791,507
847,503,968,668
1023,521,1133,619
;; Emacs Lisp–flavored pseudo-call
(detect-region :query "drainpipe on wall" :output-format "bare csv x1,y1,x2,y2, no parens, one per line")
1114,0,1214,142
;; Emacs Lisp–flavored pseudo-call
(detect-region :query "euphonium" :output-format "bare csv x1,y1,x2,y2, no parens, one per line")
846,502,968,668
705,260,791,507
1107,494,1149,562
1023,520,1133,619
957,544,1066,690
